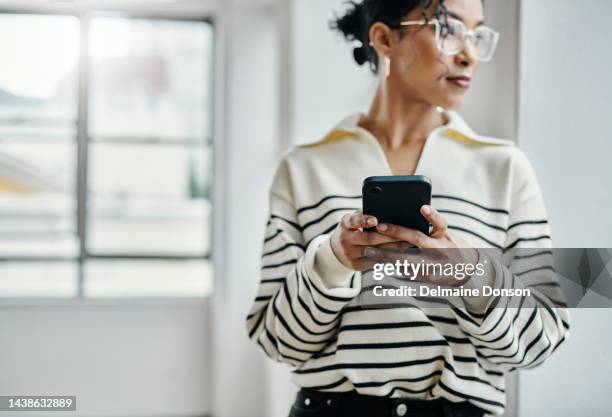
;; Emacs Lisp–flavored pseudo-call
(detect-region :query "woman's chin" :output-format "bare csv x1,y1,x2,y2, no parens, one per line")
439,96,465,111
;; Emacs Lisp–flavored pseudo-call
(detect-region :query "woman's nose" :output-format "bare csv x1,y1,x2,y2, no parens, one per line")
454,40,477,67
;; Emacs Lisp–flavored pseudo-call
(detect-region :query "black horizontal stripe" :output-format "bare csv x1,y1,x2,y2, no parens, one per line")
262,242,304,257
438,380,504,409
257,337,273,359
444,335,472,344
447,225,502,248
354,370,443,388
547,297,568,308
515,265,555,276
336,339,448,351
260,277,285,284
261,258,298,270
451,355,481,363
437,209,506,232
513,249,554,260
297,195,361,215
551,335,567,354
248,310,265,339
451,306,480,327
507,219,548,231
465,307,485,320
341,302,419,314
255,295,272,302
432,194,509,215
295,355,448,374
264,229,282,243
384,385,434,396
306,223,338,246
427,314,460,325
339,321,433,332
302,377,349,391
301,207,357,231
504,235,552,250
270,214,301,231
311,349,337,360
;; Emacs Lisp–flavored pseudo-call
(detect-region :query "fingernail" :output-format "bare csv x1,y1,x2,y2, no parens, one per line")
422,205,431,215
366,217,376,226
377,223,388,232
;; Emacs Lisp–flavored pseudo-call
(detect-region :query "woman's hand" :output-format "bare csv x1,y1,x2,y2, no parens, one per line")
363,205,480,286
330,210,403,271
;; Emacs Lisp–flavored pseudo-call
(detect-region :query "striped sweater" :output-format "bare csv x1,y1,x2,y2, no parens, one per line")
245,110,570,415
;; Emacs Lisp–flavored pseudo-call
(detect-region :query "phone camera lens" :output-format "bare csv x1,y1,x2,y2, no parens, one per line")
371,186,382,194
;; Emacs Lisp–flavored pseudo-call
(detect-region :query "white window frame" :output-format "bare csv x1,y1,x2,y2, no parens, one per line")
0,0,225,304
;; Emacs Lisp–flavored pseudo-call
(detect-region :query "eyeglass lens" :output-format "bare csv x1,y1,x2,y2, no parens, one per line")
437,18,498,61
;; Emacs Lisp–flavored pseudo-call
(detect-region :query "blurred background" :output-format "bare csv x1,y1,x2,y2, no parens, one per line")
0,0,610,417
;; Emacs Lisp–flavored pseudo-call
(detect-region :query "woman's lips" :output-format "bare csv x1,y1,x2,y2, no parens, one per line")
447,76,471,89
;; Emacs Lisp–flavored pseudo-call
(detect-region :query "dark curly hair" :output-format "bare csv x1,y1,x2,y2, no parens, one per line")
330,0,451,74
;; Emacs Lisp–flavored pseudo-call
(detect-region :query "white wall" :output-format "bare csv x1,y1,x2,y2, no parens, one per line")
517,1,612,416
212,2,280,417
0,302,212,417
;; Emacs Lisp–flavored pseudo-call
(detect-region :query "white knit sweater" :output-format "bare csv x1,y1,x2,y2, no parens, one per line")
246,111,570,415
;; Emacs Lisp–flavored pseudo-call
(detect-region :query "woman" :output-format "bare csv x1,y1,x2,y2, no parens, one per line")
246,0,569,416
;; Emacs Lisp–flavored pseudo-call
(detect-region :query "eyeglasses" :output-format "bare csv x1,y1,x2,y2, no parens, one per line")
398,17,500,63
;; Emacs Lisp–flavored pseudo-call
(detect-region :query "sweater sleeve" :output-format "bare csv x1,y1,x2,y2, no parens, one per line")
245,157,360,367
451,148,570,371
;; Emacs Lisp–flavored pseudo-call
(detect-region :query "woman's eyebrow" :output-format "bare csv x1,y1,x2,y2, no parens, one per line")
446,10,485,27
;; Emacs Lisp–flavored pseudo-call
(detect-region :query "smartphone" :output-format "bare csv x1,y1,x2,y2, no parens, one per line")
362,175,432,235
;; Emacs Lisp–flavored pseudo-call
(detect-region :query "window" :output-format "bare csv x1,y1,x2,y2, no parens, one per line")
0,13,214,298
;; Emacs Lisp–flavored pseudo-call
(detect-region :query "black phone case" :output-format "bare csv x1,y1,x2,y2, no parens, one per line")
362,175,432,235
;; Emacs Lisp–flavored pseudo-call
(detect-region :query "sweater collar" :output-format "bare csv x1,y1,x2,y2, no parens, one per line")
331,110,513,147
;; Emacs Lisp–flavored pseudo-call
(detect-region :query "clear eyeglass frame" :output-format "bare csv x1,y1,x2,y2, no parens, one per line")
398,17,500,63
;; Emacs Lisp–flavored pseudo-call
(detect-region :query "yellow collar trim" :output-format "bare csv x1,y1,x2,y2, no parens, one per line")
299,111,513,149
299,129,359,148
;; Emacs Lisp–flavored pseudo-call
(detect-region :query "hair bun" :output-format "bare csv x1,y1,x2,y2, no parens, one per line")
353,46,368,66
331,1,366,43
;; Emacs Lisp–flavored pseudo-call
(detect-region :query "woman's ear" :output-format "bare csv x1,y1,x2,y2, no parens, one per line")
369,22,395,56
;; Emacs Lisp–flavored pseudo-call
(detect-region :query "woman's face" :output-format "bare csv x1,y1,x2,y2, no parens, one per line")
386,0,486,110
